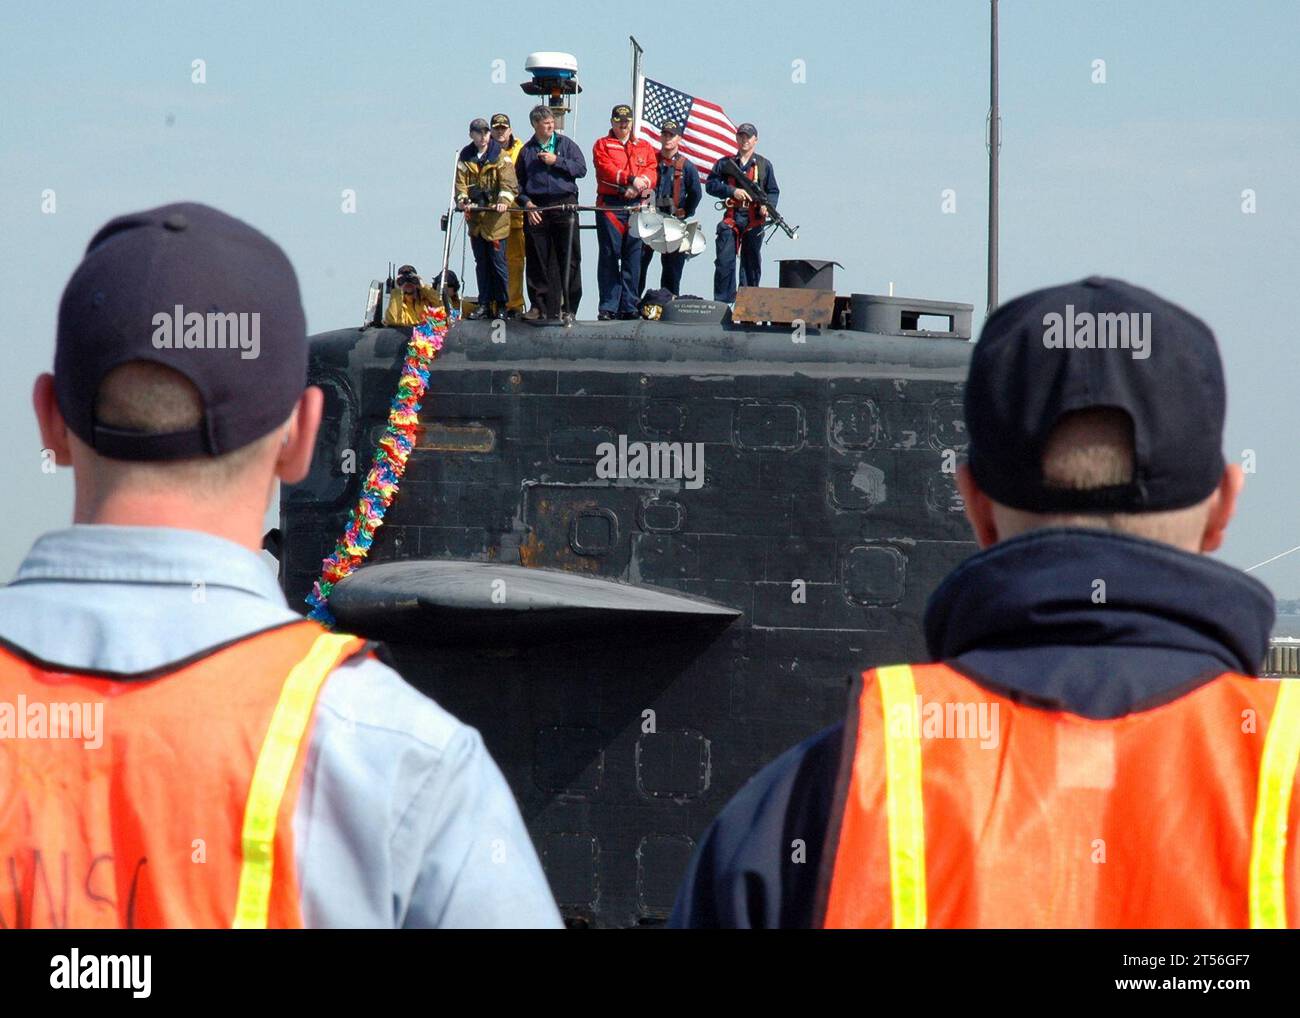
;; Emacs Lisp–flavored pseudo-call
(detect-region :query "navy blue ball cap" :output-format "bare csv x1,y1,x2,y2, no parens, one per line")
965,276,1227,513
55,202,308,461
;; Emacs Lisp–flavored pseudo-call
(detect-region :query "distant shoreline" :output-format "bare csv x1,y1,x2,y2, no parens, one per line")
1274,615,1300,639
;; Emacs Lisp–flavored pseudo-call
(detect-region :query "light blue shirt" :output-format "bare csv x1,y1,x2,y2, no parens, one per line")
0,524,562,929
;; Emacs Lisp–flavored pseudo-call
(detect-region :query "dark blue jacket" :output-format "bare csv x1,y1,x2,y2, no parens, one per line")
514,132,587,206
668,528,1276,928
652,153,702,218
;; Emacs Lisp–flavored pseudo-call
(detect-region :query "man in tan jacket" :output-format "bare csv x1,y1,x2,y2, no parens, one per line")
456,118,518,320
490,113,526,319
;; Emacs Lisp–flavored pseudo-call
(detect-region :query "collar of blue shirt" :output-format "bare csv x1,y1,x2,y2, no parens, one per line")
11,524,284,601
0,524,298,673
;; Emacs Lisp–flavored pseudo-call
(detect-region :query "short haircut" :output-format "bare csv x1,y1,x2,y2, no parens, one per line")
529,105,555,126
990,407,1214,548
87,361,281,496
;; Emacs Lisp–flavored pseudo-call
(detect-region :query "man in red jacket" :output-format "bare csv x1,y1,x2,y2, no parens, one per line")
592,104,657,320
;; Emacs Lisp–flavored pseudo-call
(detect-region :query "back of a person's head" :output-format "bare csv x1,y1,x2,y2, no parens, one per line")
990,406,1215,550
962,277,1236,555
79,361,281,509
46,202,315,534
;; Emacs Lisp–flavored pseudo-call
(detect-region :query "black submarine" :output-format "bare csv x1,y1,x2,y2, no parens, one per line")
277,265,976,928
275,46,978,928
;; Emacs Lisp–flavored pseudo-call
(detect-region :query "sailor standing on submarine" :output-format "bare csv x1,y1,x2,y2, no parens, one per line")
706,122,779,304
593,103,658,320
457,117,518,321
637,119,702,299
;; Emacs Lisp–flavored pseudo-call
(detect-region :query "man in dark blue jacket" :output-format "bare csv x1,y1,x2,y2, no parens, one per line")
637,121,702,298
706,122,778,303
670,277,1276,928
514,105,587,322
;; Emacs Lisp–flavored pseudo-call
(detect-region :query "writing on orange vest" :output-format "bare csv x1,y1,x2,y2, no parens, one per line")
821,663,1300,928
0,620,367,928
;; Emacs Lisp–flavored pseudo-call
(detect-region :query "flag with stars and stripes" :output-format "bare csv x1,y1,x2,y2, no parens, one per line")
635,76,739,176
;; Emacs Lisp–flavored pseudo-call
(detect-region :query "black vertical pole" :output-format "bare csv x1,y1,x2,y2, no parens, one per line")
562,206,576,325
987,0,1000,316
441,150,461,317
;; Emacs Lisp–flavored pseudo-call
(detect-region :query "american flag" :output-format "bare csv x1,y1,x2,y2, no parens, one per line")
636,77,739,177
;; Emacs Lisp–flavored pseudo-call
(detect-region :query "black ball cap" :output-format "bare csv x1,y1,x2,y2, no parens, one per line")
965,276,1227,513
55,201,308,461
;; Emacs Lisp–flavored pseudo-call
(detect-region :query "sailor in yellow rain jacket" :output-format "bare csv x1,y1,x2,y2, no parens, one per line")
456,119,518,320
491,113,526,317
383,264,439,326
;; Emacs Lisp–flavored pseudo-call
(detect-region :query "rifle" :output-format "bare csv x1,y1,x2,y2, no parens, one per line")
717,156,798,241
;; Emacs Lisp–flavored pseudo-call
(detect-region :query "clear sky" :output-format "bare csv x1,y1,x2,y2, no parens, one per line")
2,0,1297,596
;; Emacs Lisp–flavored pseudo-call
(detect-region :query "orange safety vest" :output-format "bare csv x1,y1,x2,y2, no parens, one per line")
661,154,687,216
820,662,1300,928
721,155,769,243
0,620,368,929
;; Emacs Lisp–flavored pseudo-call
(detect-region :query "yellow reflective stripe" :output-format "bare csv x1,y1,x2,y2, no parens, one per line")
1249,679,1300,929
877,664,927,929
232,633,357,929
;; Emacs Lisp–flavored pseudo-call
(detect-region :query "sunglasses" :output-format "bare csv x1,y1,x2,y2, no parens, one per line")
471,127,488,135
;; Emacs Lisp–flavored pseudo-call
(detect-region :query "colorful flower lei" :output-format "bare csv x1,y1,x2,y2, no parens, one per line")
305,304,453,626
